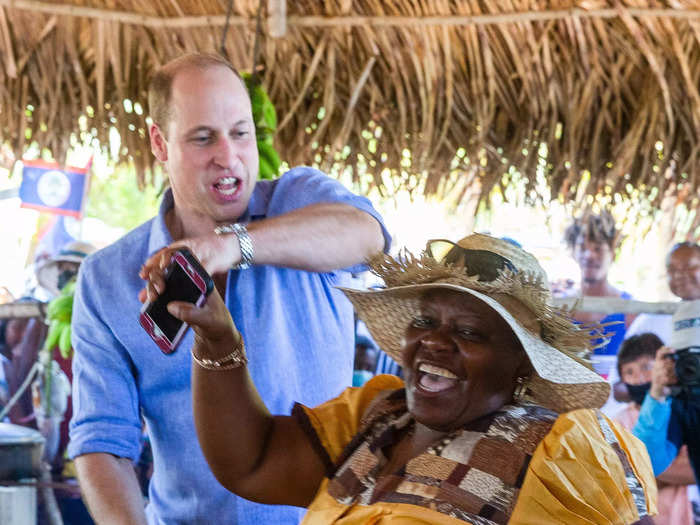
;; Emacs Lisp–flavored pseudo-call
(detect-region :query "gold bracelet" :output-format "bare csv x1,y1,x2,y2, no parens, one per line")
192,343,247,371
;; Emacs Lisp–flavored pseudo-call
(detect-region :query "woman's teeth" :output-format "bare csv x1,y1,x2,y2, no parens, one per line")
417,363,459,393
418,363,457,379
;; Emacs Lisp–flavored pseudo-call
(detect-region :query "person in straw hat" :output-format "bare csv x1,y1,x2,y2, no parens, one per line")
154,233,657,524
35,240,96,296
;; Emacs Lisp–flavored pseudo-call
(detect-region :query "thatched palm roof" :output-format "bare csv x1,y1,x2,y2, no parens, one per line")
1,1,699,207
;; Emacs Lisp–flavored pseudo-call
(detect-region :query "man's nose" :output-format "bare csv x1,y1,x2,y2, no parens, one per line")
212,137,240,168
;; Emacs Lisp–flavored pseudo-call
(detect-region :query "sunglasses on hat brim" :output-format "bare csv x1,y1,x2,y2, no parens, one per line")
425,239,517,282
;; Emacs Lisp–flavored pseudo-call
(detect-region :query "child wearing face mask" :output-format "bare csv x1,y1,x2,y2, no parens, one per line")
614,333,695,525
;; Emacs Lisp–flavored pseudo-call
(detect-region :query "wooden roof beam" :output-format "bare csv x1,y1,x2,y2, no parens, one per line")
0,1,698,29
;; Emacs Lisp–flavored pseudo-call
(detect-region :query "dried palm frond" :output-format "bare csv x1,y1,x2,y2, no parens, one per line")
0,1,698,215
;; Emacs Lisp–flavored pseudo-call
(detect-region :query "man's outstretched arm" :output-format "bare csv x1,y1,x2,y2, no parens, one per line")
76,453,147,525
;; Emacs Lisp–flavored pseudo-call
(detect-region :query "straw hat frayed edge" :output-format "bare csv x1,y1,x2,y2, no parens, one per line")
342,252,611,412
370,250,605,364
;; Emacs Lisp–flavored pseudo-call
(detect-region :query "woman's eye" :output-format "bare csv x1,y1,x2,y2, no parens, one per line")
457,327,482,340
411,317,433,328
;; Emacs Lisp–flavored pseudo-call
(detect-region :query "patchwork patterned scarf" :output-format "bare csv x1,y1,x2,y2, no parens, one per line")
327,389,558,524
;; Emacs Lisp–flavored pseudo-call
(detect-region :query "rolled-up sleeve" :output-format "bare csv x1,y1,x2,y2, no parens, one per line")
292,374,404,470
632,394,679,476
267,168,391,270
67,258,142,461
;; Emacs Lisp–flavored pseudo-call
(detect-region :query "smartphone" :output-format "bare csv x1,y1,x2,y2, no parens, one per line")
139,249,214,354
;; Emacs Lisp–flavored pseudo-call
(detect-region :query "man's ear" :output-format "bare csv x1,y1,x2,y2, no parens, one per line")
149,123,168,162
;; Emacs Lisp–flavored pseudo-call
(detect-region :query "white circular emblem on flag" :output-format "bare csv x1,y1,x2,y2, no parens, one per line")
37,170,71,207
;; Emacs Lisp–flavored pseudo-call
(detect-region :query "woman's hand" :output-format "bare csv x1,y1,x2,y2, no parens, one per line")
138,249,241,361
650,346,677,401
166,286,241,362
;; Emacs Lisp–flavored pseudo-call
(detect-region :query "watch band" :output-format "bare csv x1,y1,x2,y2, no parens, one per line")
214,223,254,270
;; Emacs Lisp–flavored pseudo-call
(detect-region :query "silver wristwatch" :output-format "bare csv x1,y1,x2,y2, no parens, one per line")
214,223,254,270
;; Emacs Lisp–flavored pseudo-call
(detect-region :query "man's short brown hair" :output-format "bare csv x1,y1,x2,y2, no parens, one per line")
147,53,243,133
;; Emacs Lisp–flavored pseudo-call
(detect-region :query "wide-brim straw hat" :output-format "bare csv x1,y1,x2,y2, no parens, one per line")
343,234,610,413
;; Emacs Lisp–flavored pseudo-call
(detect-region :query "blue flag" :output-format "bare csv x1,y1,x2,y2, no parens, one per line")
19,160,89,218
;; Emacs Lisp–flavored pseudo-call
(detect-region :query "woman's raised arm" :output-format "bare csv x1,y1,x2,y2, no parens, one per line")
167,289,327,507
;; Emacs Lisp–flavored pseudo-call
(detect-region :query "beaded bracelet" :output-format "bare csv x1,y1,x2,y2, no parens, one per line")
192,344,248,371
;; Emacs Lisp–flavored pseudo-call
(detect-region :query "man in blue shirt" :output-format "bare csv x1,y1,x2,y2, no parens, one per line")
68,53,390,525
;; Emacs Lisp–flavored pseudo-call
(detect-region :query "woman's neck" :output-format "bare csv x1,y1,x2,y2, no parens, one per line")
411,423,449,453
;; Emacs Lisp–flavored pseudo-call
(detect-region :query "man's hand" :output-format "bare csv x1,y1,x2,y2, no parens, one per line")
169,232,242,275
138,233,241,302
650,346,678,401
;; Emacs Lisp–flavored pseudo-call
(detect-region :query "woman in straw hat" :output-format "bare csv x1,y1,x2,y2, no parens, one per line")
156,234,657,524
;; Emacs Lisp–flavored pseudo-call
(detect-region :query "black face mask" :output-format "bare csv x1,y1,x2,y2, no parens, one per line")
57,270,77,292
624,382,651,405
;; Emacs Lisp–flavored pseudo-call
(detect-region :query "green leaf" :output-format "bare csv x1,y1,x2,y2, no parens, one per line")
44,319,63,351
58,324,72,356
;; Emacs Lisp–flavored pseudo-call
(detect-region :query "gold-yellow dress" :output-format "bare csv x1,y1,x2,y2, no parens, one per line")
293,375,657,525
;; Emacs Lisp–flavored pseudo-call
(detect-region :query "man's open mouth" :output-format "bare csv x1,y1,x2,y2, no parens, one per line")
416,362,460,393
212,176,241,196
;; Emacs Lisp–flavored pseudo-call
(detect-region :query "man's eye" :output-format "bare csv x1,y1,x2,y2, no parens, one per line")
191,135,212,144
233,129,251,138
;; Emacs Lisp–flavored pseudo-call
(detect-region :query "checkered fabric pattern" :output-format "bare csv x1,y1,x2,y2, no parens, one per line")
324,389,558,524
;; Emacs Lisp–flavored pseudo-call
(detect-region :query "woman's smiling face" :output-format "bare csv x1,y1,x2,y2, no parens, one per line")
402,289,531,432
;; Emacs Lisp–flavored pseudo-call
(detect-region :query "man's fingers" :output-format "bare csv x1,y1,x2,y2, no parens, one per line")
140,247,173,278
158,249,174,270
656,346,674,359
147,269,165,294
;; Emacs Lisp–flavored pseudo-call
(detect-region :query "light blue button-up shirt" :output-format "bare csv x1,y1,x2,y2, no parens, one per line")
68,167,390,524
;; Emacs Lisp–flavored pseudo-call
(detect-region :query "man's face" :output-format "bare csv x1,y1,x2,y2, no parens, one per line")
620,356,654,385
573,237,614,282
151,65,258,227
667,246,700,300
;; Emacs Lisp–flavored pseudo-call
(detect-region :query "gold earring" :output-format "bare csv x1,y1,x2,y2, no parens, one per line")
513,376,529,403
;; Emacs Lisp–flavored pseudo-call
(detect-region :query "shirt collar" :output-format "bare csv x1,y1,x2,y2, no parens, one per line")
239,181,268,222
147,189,175,256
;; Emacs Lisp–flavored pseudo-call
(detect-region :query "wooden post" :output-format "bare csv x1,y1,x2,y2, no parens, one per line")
0,302,45,319
267,0,286,37
552,296,679,315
